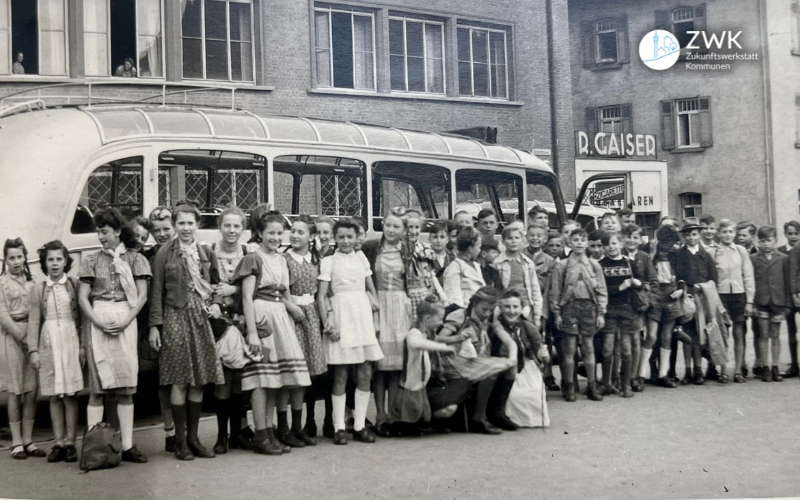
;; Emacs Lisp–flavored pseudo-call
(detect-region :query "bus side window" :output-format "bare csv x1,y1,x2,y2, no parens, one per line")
372,162,451,232
71,156,144,234
159,150,267,229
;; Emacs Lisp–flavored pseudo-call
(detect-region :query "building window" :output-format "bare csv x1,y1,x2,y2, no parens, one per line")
793,1,800,56
389,17,444,94
314,6,375,90
457,25,508,99
585,104,632,152
181,0,254,82
660,97,712,151
681,192,702,218
0,0,68,76
84,0,163,78
655,5,706,52
580,15,629,70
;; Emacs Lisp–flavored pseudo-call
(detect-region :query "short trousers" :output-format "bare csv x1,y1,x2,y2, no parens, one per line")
559,299,598,337
602,303,643,336
646,296,683,324
719,293,747,323
754,303,786,323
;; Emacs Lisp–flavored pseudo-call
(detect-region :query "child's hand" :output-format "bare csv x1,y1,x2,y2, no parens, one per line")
286,303,305,323
793,293,800,308
631,278,642,288
670,289,684,300
208,304,222,319
149,327,161,351
214,283,238,297
79,346,86,367
29,352,40,370
619,279,631,291
369,295,379,312
595,315,605,330
554,315,563,331
745,303,754,317
247,333,262,358
327,329,341,342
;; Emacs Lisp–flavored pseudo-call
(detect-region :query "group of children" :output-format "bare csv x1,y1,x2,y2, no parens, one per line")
0,201,796,465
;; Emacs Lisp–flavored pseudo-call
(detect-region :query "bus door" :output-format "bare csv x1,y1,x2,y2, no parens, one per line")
572,172,632,225
455,169,524,233
372,162,451,237
525,170,569,229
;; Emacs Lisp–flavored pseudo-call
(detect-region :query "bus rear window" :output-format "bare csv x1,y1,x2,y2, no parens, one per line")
158,150,267,229
273,155,367,223
71,156,144,234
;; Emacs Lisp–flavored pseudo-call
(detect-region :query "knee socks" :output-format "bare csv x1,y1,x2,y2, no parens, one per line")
277,410,289,434
22,418,34,445
216,398,230,438
353,389,370,432
118,404,134,451
9,421,22,447
659,348,671,378
291,409,303,434
639,348,652,379
331,394,346,432
186,401,202,442
229,393,243,438
86,405,104,428
171,404,187,445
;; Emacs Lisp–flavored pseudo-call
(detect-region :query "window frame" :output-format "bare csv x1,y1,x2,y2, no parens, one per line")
388,15,446,95
84,0,166,79
580,15,629,71
793,1,800,56
181,0,257,83
676,98,700,148
594,19,618,64
1,0,70,77
456,24,509,100
680,192,702,218
313,5,377,91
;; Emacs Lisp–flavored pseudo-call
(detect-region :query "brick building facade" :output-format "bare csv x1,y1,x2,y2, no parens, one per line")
0,0,576,216
568,0,800,233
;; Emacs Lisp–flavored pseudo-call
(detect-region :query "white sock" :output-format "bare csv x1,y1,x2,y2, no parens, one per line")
353,390,371,432
22,419,35,445
118,404,134,451
639,348,652,379
9,421,22,447
332,394,346,432
164,425,175,437
86,405,104,428
658,348,671,378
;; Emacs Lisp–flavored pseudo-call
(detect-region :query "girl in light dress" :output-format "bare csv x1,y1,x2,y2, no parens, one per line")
79,207,151,464
0,238,45,460
317,219,383,445
360,209,412,436
28,241,84,462
211,207,251,454
236,211,311,456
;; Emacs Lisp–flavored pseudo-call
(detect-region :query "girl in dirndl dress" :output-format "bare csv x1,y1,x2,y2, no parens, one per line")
0,238,45,460
317,219,383,445
360,208,413,436
28,241,84,463
280,215,326,447
78,208,150,464
149,202,225,461
403,210,447,318
236,211,311,456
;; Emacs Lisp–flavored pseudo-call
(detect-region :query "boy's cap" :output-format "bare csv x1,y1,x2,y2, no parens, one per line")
480,237,500,251
680,217,703,233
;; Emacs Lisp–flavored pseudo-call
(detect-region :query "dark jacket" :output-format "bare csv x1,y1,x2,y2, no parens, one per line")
674,246,717,287
490,316,543,372
788,241,800,294
481,264,502,291
751,252,791,307
432,251,455,286
149,240,221,328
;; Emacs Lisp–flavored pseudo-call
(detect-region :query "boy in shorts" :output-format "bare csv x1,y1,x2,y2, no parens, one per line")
780,220,800,377
751,226,791,382
550,229,607,402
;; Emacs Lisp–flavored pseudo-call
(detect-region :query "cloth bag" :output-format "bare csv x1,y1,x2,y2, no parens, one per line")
216,324,262,370
505,361,550,428
680,283,697,323
80,422,122,472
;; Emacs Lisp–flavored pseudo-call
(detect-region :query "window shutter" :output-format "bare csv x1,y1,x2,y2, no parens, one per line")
698,96,713,148
694,4,708,54
795,95,800,145
660,100,675,150
581,21,596,68
585,107,599,137
655,10,670,30
620,104,633,134
616,15,630,64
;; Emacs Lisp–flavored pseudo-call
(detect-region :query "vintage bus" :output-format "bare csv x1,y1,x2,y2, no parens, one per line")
0,103,608,274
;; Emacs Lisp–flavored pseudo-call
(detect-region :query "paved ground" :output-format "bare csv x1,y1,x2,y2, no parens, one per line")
0,336,799,500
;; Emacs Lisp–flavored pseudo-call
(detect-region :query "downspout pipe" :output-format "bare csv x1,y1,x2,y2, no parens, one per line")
759,0,775,224
545,0,560,178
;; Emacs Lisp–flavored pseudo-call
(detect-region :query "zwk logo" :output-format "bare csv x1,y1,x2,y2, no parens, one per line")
639,30,680,70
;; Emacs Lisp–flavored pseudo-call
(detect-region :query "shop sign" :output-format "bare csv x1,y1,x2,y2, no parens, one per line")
575,131,657,159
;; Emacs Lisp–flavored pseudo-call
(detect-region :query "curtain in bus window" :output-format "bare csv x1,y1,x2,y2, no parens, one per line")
314,11,331,86
425,23,444,93
84,0,109,76
352,15,373,90
0,0,8,74
39,0,66,76
137,0,162,77
229,1,252,82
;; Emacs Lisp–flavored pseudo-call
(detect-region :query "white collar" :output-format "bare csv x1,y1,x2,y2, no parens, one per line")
46,274,67,287
687,245,700,255
287,249,312,264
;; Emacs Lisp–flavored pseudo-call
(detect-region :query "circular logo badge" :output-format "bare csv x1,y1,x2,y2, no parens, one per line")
639,30,681,70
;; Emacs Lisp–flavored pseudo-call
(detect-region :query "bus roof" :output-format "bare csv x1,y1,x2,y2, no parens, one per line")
0,104,553,172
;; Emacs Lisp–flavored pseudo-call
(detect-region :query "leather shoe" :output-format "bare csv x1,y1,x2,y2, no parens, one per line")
47,445,66,463
276,429,305,448
564,382,577,402
659,377,678,388
772,366,783,382
64,445,77,463
352,428,376,443
469,419,502,435
631,377,644,392
294,430,317,446
762,368,772,382
544,376,560,391
322,420,335,439
602,384,620,396
692,370,705,386
214,435,228,455
782,364,799,378
121,445,148,463
490,414,518,431
621,386,634,398
733,374,746,383
165,435,176,453
252,438,283,456
587,383,604,401
705,365,719,381
333,430,348,445
680,373,692,386
187,440,215,459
